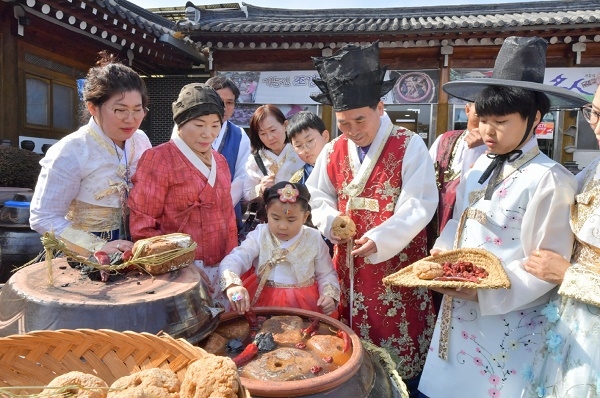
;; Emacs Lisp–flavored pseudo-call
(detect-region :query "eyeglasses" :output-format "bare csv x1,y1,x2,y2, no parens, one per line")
107,106,148,121
582,105,600,125
293,138,317,153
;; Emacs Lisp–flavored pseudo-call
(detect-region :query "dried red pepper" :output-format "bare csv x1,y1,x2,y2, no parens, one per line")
244,309,259,329
232,342,259,367
301,318,320,338
336,330,351,353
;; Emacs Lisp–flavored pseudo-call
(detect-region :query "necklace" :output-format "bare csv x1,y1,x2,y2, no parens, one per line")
113,141,131,189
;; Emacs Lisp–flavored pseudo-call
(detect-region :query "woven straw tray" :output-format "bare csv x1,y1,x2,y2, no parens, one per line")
383,248,511,290
0,328,250,397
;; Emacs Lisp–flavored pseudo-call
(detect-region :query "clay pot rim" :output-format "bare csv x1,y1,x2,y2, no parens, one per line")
219,306,364,398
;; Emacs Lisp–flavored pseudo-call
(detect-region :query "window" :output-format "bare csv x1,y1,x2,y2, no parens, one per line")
25,75,77,132
26,77,49,125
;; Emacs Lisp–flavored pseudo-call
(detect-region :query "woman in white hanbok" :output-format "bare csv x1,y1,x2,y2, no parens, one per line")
30,52,151,261
243,105,302,202
522,86,600,398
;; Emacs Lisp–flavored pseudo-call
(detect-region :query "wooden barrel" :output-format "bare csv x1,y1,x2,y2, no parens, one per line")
0,258,220,343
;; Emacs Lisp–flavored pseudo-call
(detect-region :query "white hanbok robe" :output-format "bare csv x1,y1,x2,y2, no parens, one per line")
419,138,577,398
243,144,302,201
30,117,151,253
219,224,340,303
525,156,600,398
306,112,438,264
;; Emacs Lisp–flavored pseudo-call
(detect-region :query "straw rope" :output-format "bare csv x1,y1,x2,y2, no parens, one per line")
19,232,197,282
361,340,409,398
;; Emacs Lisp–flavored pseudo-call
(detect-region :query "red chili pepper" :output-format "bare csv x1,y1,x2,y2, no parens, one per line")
295,342,306,349
244,309,259,329
122,250,133,262
301,318,320,338
93,251,110,265
310,365,322,375
232,343,259,367
336,330,351,353
322,356,333,363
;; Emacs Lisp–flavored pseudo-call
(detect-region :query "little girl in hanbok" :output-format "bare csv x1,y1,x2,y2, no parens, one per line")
129,83,238,308
219,181,340,316
521,85,600,398
418,37,587,398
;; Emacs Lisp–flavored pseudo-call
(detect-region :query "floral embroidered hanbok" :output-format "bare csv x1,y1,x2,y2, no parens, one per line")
524,156,600,398
419,138,577,398
219,224,340,313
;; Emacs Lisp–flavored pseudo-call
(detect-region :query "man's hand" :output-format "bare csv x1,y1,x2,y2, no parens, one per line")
465,128,484,148
351,236,377,258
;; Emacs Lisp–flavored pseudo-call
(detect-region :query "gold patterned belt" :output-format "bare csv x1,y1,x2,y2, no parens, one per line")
572,240,600,271
66,199,121,232
265,277,315,288
347,197,379,212
558,241,600,308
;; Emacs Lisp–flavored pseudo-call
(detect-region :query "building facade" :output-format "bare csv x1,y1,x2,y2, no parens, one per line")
172,0,600,165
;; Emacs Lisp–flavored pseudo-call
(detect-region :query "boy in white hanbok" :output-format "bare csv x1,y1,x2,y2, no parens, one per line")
418,37,588,398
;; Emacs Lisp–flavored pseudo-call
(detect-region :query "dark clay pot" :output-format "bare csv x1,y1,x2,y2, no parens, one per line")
218,307,398,398
0,258,220,342
0,226,43,283
41,143,53,154
20,140,35,151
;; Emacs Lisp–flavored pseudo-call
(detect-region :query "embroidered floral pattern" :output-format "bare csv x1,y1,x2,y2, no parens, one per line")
327,126,435,380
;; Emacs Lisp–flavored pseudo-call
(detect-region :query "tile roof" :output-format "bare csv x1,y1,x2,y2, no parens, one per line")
112,0,175,34
179,0,600,35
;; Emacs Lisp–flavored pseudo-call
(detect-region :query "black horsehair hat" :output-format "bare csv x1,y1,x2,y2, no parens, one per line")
310,42,399,111
443,36,587,109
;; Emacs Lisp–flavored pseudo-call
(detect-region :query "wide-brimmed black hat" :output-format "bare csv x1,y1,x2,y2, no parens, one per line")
443,36,587,109
310,42,398,111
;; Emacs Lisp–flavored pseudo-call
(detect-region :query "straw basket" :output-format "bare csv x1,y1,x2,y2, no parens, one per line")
383,247,511,290
0,329,250,397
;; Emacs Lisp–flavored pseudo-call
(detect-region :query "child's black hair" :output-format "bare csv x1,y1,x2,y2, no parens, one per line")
475,86,550,121
263,181,314,226
263,181,310,210
287,111,326,141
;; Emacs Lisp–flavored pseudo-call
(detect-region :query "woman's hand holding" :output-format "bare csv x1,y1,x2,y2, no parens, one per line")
524,249,570,284
100,239,133,255
259,175,275,195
